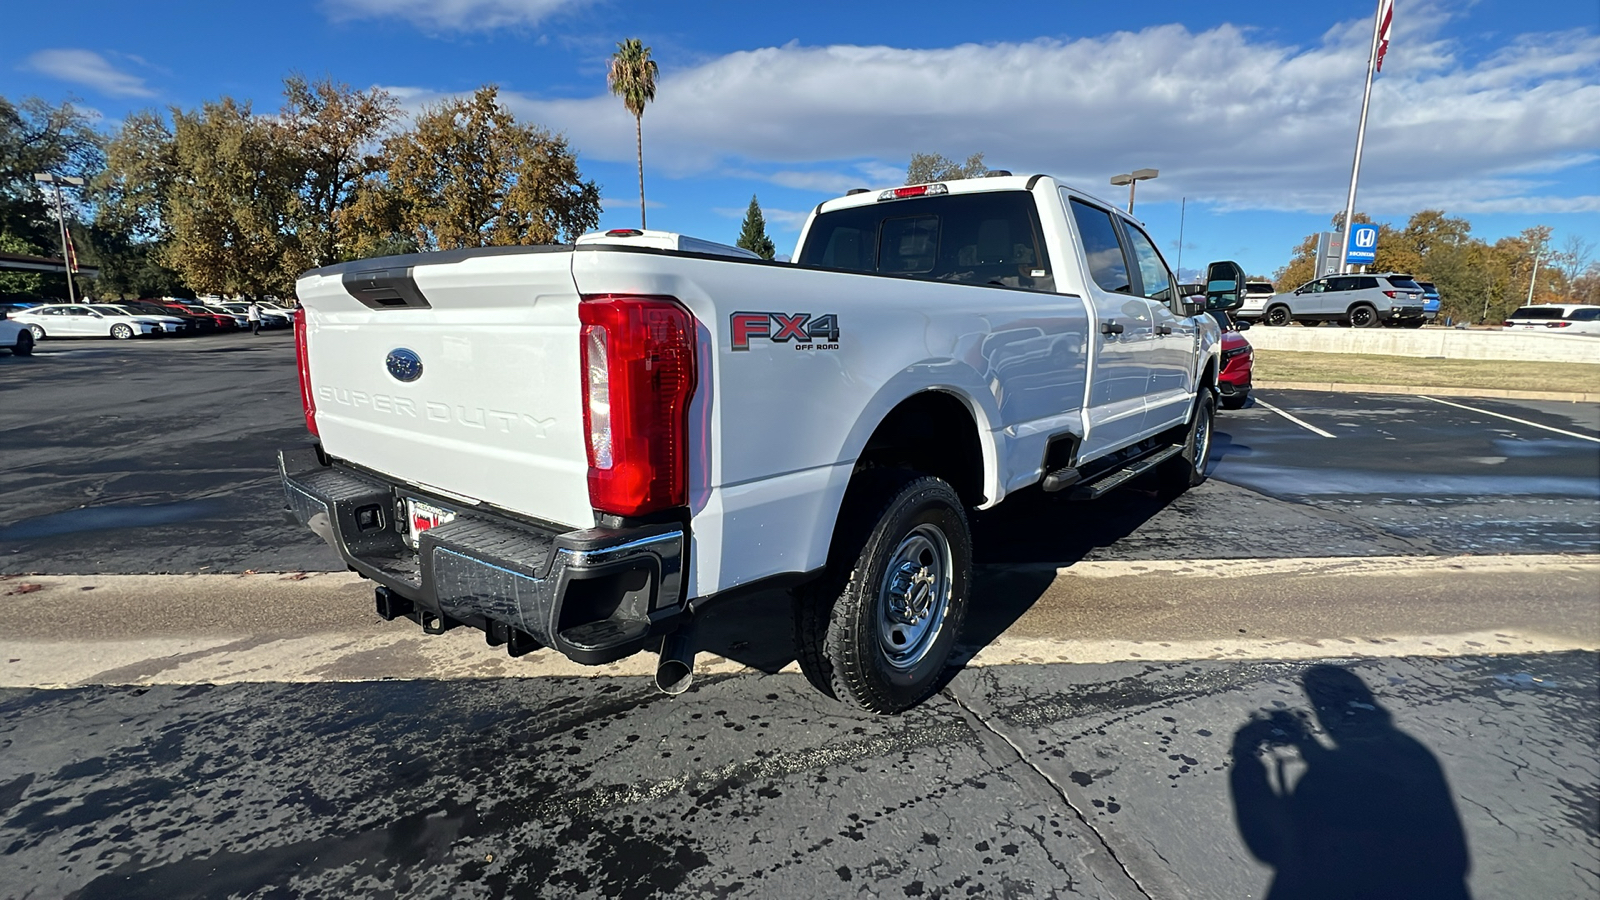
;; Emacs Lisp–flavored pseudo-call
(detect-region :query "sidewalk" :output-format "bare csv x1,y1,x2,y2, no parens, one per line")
1256,380,1599,403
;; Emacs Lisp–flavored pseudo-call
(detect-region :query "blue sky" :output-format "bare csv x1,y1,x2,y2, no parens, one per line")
4,0,1598,280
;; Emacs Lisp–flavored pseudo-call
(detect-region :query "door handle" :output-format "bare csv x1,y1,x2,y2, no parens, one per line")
1100,321,1125,335
1157,325,1173,335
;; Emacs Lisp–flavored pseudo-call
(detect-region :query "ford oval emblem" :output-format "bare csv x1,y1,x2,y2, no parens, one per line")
385,348,423,382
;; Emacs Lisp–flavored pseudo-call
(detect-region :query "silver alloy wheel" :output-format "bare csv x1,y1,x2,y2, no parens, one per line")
111,323,133,340
28,324,44,340
876,523,953,671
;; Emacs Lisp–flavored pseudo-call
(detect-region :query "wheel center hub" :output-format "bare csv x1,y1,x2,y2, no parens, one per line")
888,562,936,624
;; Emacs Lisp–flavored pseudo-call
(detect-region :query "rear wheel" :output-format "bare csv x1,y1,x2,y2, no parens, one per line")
795,471,971,714
27,324,45,341
110,323,134,340
13,330,33,356
1264,305,1292,327
1349,304,1380,328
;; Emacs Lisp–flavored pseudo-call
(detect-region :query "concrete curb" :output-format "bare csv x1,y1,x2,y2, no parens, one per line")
1256,380,1600,403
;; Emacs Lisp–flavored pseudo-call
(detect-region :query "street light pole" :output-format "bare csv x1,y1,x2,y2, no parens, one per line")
33,172,86,303
1109,168,1159,214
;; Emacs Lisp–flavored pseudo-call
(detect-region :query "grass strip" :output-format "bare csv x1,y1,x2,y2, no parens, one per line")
1252,350,1600,394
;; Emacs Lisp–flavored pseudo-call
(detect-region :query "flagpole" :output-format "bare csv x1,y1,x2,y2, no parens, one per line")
1338,0,1388,274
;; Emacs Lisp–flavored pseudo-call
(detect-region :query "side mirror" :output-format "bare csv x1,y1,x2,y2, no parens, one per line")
1204,260,1247,311
1235,320,1252,331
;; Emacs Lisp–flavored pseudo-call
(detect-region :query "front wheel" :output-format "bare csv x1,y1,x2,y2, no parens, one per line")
13,330,34,357
1264,306,1292,327
1162,390,1216,496
796,472,971,714
110,323,134,340
1349,304,1380,328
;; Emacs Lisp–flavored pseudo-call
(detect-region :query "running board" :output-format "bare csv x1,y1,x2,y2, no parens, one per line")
1067,444,1183,501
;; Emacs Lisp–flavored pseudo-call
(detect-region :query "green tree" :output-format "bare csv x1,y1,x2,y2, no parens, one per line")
1,96,103,299
905,151,987,185
735,194,775,259
607,38,658,229
0,228,44,296
354,85,601,251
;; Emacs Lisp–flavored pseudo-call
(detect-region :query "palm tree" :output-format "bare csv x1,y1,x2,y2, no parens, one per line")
607,39,658,230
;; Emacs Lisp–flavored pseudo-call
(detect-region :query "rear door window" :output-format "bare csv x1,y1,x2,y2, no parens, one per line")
799,191,1053,291
1068,199,1132,294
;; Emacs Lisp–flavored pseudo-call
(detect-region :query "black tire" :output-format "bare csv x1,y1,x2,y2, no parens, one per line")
27,324,45,341
13,330,33,357
111,323,134,340
796,471,971,714
1349,304,1380,328
1264,305,1292,327
1162,390,1216,496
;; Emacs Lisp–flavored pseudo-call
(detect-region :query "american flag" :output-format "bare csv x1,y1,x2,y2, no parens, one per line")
1375,0,1395,72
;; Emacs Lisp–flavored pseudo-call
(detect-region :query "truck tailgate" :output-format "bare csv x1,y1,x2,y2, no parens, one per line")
295,249,593,529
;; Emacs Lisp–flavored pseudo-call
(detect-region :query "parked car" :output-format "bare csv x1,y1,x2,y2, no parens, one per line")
8,304,164,340
1183,282,1253,408
0,307,34,356
152,300,239,330
123,302,217,334
283,174,1247,713
1416,281,1441,325
1234,281,1276,323
1262,272,1426,328
91,304,191,335
1504,304,1600,336
218,302,292,328
198,305,250,328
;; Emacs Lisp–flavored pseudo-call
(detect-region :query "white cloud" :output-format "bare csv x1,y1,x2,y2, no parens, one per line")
323,0,592,32
24,49,154,98
387,13,1600,216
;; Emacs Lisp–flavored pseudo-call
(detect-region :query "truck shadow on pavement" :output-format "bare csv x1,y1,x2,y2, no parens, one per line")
694,454,1196,677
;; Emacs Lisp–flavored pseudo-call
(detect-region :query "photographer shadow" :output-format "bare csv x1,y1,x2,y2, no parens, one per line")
1230,665,1472,900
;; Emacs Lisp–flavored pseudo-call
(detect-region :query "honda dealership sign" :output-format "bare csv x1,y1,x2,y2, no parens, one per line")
1346,224,1379,265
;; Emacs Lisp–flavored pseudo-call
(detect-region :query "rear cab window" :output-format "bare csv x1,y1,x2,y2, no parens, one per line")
1067,198,1132,294
1510,307,1563,319
799,190,1055,292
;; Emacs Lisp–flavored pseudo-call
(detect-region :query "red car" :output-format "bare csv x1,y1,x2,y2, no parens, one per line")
1217,324,1253,409
152,300,240,331
1186,282,1252,409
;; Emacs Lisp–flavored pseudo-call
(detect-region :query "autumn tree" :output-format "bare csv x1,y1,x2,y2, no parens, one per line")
905,151,987,185
736,194,775,259
277,75,398,267
353,85,601,252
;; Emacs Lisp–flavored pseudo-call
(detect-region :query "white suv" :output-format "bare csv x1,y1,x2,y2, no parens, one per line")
1504,304,1600,336
1235,281,1276,322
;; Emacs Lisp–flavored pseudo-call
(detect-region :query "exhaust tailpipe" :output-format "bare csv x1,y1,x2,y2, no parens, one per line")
654,630,696,696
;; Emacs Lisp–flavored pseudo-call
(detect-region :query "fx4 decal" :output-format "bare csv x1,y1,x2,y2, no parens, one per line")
729,312,841,351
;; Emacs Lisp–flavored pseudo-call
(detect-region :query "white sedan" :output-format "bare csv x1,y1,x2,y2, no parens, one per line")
1,311,34,356
8,304,179,340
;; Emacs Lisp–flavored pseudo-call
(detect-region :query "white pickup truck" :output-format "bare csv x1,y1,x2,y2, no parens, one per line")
280,175,1246,712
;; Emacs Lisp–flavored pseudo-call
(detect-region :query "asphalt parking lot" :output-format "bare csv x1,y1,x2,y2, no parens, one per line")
1,334,1597,899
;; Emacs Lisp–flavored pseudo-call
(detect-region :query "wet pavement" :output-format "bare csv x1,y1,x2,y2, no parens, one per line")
1,654,1593,899
1,332,1597,898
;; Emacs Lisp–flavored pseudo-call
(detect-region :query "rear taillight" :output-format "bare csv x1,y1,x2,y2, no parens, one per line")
1549,322,1571,328
578,295,698,517
293,308,318,437
1383,290,1399,298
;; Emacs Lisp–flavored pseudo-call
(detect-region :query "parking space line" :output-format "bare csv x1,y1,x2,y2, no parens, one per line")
1421,396,1600,444
1255,399,1337,438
